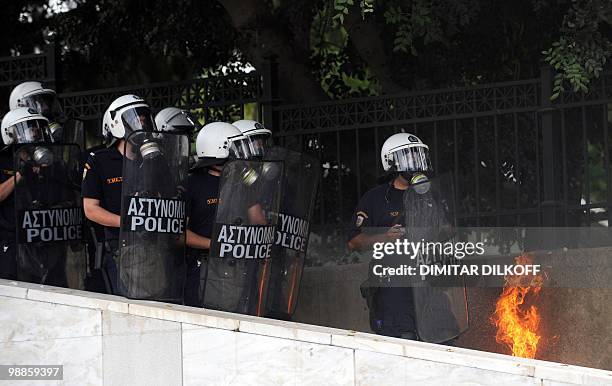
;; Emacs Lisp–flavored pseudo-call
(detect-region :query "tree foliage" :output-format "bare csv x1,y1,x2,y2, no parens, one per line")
1,0,611,101
543,0,612,99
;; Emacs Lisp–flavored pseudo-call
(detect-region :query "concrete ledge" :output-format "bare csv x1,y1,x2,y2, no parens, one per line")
1,279,611,385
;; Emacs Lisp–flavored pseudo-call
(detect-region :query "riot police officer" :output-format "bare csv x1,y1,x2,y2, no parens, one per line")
9,81,64,143
155,107,200,168
0,107,53,281
183,122,259,306
81,94,155,294
348,133,433,340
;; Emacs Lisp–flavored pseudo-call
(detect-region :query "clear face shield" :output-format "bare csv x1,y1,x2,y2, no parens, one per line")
9,119,50,144
390,145,433,173
168,111,200,135
228,136,257,159
246,133,272,158
22,92,63,121
391,145,433,193
122,106,156,145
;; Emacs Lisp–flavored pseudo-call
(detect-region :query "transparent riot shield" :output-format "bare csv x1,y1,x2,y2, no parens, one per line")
62,119,85,149
14,143,86,286
202,159,283,316
119,131,189,303
264,147,320,320
404,173,469,343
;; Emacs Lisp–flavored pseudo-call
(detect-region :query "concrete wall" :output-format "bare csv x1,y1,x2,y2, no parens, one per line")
293,247,612,371
1,279,611,385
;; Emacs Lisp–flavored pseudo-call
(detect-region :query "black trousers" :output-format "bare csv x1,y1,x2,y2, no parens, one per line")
0,241,17,280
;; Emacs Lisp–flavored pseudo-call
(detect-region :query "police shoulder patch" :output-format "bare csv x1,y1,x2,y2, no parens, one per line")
355,211,368,228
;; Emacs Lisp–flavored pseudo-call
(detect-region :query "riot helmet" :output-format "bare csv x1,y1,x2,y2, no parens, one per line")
102,95,156,147
155,107,200,136
381,133,433,185
193,122,255,168
1,107,50,145
9,81,63,121
232,120,272,158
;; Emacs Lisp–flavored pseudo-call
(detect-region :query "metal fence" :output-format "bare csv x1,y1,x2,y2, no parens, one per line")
272,69,612,230
2,44,612,232
58,72,264,145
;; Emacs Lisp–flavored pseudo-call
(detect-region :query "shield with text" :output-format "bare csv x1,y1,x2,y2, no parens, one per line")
14,143,86,284
403,173,469,343
118,130,189,303
202,159,283,316
264,147,320,320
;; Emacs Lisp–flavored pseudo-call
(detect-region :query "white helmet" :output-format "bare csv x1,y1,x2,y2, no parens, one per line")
102,94,155,146
194,122,257,167
9,81,63,121
232,119,272,157
1,107,50,145
380,133,432,173
155,107,199,135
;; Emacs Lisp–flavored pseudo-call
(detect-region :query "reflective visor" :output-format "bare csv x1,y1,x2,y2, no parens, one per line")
390,145,433,172
22,92,63,120
121,106,156,134
10,119,48,144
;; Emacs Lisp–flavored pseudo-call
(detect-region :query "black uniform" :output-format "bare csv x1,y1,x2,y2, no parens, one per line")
183,169,220,306
81,146,124,293
349,180,417,339
0,149,17,280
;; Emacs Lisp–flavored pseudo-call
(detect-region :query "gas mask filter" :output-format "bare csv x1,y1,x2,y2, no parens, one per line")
410,173,430,194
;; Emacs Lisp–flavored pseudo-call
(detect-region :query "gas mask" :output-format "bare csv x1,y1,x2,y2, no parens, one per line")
48,122,63,143
32,146,54,166
139,139,162,161
409,172,430,195
240,162,280,186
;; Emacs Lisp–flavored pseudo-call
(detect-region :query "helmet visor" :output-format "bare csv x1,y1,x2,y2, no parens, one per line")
22,92,63,121
168,111,200,134
246,133,272,157
121,106,156,134
229,137,257,159
391,146,433,172
10,119,48,144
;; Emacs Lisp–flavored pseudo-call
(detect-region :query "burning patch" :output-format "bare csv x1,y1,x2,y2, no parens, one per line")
491,254,544,359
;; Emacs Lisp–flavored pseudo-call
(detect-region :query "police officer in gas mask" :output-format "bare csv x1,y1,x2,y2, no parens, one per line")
183,122,261,306
348,133,433,340
81,94,156,294
9,82,65,143
155,107,200,167
0,107,60,282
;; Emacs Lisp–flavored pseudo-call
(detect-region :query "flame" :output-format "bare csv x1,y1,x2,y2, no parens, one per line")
491,255,544,359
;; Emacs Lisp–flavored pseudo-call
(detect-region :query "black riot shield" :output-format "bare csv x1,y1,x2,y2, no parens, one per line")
403,173,469,343
119,131,189,303
264,147,320,320
202,159,283,316
14,143,86,286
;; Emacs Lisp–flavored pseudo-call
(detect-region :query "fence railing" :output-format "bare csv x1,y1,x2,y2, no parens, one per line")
1,46,611,232
272,69,612,230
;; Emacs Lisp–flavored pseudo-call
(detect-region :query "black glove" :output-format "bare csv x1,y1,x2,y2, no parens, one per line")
18,161,36,180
